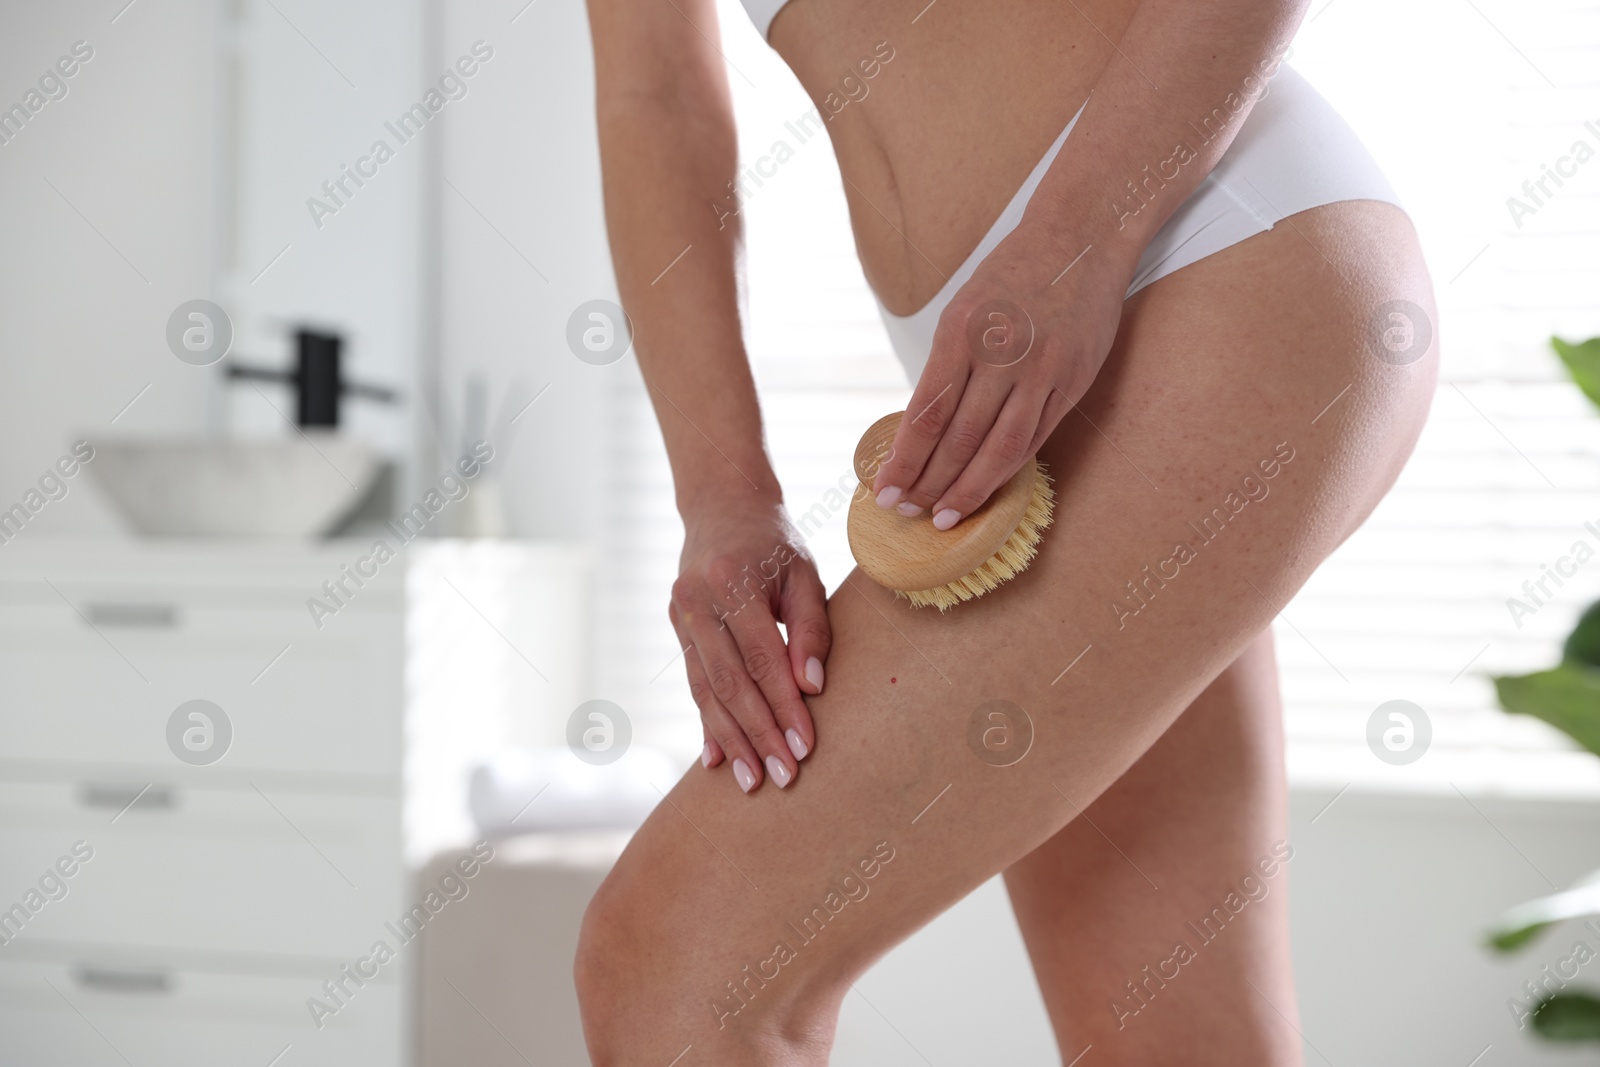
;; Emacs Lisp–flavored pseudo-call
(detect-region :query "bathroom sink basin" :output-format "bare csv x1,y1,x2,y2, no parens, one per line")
86,436,383,538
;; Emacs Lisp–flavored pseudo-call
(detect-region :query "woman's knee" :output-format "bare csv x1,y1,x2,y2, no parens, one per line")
575,868,667,1054
573,872,623,1024
575,858,836,1064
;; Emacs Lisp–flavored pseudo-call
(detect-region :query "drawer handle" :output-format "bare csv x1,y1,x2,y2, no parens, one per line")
73,966,172,995
78,783,176,811
83,602,179,628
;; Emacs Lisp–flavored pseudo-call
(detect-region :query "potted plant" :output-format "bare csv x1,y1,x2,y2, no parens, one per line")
1487,336,1600,1043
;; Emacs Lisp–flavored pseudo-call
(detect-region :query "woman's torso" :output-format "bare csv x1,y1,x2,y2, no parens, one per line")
762,0,1136,316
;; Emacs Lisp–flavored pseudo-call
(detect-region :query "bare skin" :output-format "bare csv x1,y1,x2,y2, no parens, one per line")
581,0,1436,1061
577,199,1437,1064
1005,631,1298,1060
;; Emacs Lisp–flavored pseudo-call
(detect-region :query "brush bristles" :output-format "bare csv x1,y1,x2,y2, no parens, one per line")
898,468,1056,611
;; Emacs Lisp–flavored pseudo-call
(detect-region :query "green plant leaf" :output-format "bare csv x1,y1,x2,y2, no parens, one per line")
1565,601,1600,670
1552,336,1600,411
1532,992,1600,1041
1488,870,1600,952
1489,920,1549,952
1493,666,1600,758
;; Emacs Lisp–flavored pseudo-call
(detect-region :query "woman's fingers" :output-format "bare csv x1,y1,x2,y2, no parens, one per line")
673,591,796,793
776,565,830,759
899,379,1013,523
870,351,970,509
870,295,1055,526
925,386,1049,524
670,550,826,794
688,644,763,788
718,597,807,786
671,601,734,771
700,725,725,768
871,236,1123,528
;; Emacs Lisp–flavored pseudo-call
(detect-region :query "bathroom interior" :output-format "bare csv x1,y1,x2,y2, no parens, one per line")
2,0,1599,1064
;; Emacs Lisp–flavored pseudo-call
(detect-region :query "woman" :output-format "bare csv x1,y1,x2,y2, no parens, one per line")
577,0,1435,1061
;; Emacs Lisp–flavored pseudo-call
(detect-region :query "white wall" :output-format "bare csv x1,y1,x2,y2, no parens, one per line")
0,0,427,537
433,0,614,542
0,1,217,537
217,0,426,468
1287,790,1600,1066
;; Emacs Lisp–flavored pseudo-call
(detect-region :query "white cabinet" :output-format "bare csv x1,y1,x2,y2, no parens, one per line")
0,780,399,959
0,956,403,1067
0,541,407,1067
0,563,401,777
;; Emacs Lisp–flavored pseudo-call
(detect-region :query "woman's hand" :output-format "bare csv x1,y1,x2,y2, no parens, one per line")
870,230,1129,528
670,501,830,793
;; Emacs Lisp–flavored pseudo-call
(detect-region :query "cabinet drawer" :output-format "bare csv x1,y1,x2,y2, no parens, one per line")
0,955,402,1067
0,591,399,776
0,780,401,961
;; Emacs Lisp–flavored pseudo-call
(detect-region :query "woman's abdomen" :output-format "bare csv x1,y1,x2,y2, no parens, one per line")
765,0,1131,315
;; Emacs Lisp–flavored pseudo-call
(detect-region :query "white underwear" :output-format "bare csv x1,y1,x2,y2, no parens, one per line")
876,65,1405,381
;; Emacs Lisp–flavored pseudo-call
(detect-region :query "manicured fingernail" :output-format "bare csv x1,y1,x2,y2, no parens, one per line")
896,501,923,517
733,758,757,792
766,755,792,788
701,742,715,768
786,728,809,761
806,656,824,692
933,508,962,530
876,486,902,508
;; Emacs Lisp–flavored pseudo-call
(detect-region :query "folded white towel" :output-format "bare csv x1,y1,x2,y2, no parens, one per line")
468,746,681,837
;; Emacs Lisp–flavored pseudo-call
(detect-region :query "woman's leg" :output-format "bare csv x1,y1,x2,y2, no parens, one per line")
575,200,1435,1065
1005,630,1300,1066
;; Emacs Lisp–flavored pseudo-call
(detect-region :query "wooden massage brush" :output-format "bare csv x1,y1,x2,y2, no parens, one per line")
846,411,1056,611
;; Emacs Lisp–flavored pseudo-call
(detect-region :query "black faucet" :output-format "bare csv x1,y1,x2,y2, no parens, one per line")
226,329,398,427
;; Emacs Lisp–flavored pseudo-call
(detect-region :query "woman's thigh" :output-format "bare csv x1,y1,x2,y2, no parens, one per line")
1005,629,1299,1066
576,200,1436,1064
